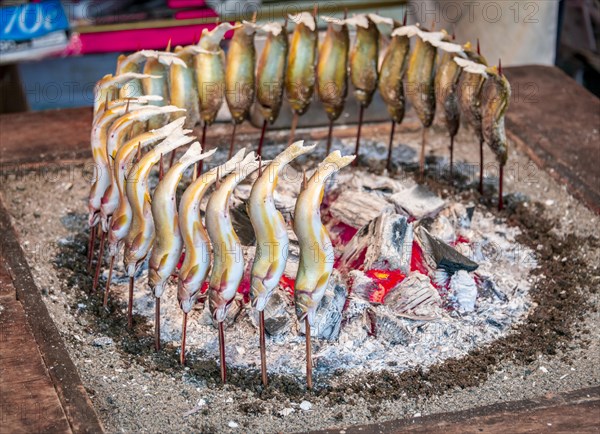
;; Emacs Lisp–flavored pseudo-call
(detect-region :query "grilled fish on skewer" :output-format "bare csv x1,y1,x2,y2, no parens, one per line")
317,15,350,154
255,21,288,157
149,143,216,350
178,149,251,364
482,63,510,210
285,11,318,144
116,50,183,98
206,153,267,383
93,73,156,119
170,45,201,128
434,35,465,178
457,42,488,192
100,105,186,231
294,150,355,389
248,140,316,385
142,52,184,129
379,19,410,170
404,25,440,177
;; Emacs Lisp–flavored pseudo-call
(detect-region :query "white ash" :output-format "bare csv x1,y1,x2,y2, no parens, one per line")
104,167,536,377
450,270,478,313
390,184,446,220
329,190,391,229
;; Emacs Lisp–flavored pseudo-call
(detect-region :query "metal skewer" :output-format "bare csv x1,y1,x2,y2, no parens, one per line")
386,120,396,171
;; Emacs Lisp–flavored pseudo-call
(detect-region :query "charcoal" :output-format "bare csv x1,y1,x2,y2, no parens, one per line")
347,270,378,301
450,270,478,313
329,190,391,229
416,227,478,273
342,294,372,323
478,274,508,302
200,294,246,329
249,290,294,337
390,184,445,220
299,272,348,341
384,272,442,320
339,209,413,273
365,306,410,346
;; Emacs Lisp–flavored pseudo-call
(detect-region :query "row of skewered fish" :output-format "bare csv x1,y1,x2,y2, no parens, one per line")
87,10,511,389
93,11,510,209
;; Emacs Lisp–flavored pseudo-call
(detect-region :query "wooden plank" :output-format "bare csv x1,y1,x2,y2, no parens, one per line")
0,199,105,433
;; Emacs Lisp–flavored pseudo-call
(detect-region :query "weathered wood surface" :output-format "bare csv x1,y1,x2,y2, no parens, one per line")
0,198,105,433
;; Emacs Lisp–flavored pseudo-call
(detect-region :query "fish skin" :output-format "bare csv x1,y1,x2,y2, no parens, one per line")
107,118,187,257
457,46,488,142
285,15,318,115
349,16,380,107
123,134,194,277
256,24,289,124
378,26,410,123
93,73,156,119
406,30,437,128
248,141,317,311
293,151,355,325
316,19,350,121
435,50,462,138
206,154,271,322
225,22,257,124
148,143,216,298
482,67,511,165
142,59,169,130
177,149,249,313
170,46,201,128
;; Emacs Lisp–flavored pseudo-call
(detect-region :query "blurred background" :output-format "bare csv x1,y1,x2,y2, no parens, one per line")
0,0,598,114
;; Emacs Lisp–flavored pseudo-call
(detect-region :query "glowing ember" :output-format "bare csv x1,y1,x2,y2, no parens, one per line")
364,269,406,303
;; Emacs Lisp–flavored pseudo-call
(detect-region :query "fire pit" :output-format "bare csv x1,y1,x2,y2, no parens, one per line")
1,77,598,431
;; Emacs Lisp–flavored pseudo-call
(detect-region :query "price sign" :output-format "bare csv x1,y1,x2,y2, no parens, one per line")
1,0,69,42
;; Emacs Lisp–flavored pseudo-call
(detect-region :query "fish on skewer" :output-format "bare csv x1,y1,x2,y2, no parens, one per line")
104,118,189,306
225,21,257,158
285,10,318,146
93,73,157,119
294,150,355,389
100,105,186,232
255,21,288,157
170,45,202,128
123,133,194,328
404,24,439,178
347,14,380,165
378,15,410,170
192,22,238,175
248,140,316,385
206,153,267,383
178,149,251,365
481,62,511,211
433,33,466,179
457,41,488,193
116,50,182,98
149,143,217,351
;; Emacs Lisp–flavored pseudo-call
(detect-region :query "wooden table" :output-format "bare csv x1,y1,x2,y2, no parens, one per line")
0,65,598,433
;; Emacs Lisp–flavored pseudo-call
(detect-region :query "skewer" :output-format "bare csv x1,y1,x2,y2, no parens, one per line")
218,321,227,383
92,229,106,291
287,112,299,147
227,122,237,159
420,127,428,180
305,317,313,390
353,105,364,167
259,311,268,386
325,118,334,154
498,164,504,211
103,254,115,307
127,276,134,329
479,138,484,194
257,119,268,158
197,122,208,176
449,135,454,179
87,225,96,273
180,312,188,365
159,153,164,180
155,297,161,351
386,120,396,171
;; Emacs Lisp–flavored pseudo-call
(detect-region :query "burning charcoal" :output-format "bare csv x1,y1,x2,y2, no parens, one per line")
200,294,246,329
329,190,391,229
450,270,477,313
230,202,255,246
384,272,442,320
250,291,294,337
299,272,348,341
416,227,478,274
339,209,413,274
428,215,455,245
348,270,378,301
342,294,372,322
390,184,445,220
365,306,410,345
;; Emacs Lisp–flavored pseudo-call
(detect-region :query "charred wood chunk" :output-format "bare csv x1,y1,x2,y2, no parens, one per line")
329,190,392,229
250,291,294,337
390,184,445,220
365,306,410,346
230,202,255,246
417,227,478,274
384,272,442,320
450,270,478,313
